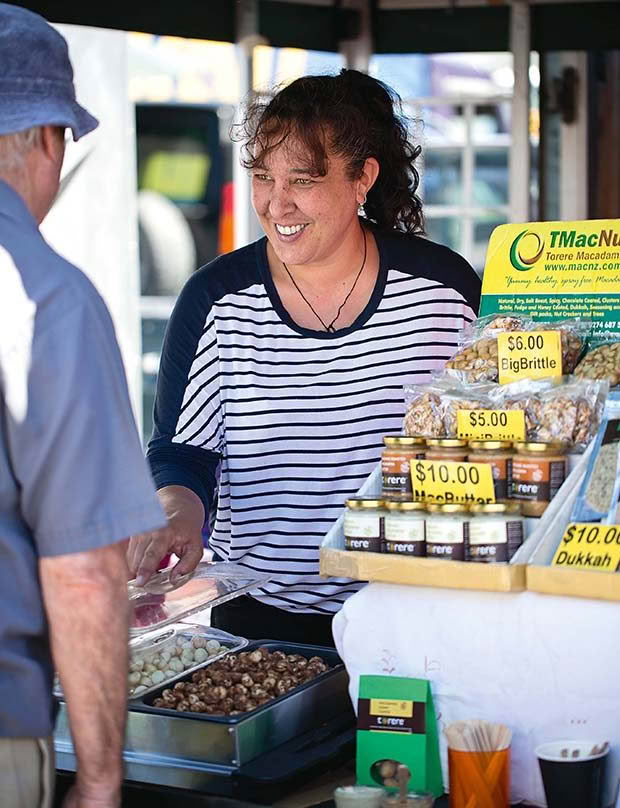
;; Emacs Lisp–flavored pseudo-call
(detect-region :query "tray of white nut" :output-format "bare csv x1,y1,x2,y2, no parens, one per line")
127,624,248,700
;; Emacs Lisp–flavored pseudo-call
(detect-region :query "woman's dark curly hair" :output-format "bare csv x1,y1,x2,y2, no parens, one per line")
232,69,424,234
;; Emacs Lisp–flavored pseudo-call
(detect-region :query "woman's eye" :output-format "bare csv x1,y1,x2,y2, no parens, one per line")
294,178,314,186
253,173,272,182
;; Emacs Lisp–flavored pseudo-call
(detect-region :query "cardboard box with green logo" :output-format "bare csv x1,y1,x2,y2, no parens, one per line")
356,674,443,797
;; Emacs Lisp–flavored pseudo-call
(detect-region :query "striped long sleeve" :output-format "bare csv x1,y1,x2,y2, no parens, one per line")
148,229,480,613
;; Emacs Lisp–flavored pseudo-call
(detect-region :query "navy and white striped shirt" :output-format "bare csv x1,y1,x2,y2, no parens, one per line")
148,228,480,614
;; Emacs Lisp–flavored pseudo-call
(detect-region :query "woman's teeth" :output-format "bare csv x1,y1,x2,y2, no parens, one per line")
276,223,306,235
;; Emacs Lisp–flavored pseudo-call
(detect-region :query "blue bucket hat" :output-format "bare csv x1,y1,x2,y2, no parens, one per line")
0,3,98,141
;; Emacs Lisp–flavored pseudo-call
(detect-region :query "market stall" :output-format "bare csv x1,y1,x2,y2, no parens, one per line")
54,217,620,806
320,218,620,806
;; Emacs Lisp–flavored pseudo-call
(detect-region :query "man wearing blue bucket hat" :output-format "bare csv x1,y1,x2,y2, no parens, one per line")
0,5,166,807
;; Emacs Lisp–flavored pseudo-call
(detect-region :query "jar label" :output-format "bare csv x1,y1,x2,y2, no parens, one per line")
344,536,383,552
469,520,509,545
384,540,425,556
384,514,425,544
426,541,466,561
512,458,566,502
469,456,512,501
468,519,524,563
426,519,467,560
344,511,381,539
381,452,423,497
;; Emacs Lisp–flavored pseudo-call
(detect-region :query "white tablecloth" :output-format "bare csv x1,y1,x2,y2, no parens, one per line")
332,583,620,807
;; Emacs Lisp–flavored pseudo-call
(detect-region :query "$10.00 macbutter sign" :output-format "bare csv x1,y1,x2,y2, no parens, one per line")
410,459,495,505
480,219,620,339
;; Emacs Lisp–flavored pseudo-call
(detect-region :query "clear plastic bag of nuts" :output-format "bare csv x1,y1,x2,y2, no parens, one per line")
403,377,494,439
574,340,620,388
445,313,587,383
491,376,608,450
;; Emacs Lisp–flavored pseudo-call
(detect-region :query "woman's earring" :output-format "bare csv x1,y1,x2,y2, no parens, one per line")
358,194,367,217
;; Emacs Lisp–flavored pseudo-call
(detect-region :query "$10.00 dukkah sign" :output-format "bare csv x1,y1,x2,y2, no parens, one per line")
552,523,620,572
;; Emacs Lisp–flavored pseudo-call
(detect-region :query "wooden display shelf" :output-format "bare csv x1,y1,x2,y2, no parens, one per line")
320,547,526,592
526,564,620,602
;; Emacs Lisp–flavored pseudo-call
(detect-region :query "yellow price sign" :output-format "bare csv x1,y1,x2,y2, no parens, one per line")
457,409,526,442
497,330,562,384
551,523,620,572
410,460,495,505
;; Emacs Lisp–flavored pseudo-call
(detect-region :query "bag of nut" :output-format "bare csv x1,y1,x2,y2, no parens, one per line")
571,392,620,522
403,381,446,438
493,376,608,450
574,340,620,388
403,377,495,439
445,313,587,383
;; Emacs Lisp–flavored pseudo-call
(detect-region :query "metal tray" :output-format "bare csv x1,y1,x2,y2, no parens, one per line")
54,641,350,785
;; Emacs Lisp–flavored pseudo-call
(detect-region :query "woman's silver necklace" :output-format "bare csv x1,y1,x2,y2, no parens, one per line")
281,230,368,333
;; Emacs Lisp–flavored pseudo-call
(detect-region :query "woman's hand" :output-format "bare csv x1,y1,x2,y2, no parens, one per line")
127,486,206,586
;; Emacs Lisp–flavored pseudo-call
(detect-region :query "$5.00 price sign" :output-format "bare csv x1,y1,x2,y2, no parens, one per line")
497,330,562,384
409,459,495,505
457,408,526,441
551,523,620,572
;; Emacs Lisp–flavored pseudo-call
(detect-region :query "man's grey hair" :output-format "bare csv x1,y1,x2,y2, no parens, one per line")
0,126,42,174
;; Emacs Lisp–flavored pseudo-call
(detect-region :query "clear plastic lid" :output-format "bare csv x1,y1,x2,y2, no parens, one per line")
128,561,271,637
54,624,249,702
127,624,248,700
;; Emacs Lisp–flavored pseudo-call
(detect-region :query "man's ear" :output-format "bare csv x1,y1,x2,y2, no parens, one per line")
39,125,64,161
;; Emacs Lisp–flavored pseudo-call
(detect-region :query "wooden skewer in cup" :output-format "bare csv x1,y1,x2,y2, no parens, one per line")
397,764,410,806
445,720,511,808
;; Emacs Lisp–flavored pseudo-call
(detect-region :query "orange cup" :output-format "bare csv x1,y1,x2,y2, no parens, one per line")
448,747,510,808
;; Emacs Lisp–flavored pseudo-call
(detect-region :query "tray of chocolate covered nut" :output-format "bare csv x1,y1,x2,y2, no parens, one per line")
146,644,331,715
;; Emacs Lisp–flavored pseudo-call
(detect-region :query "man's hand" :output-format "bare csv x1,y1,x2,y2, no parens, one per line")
127,485,205,586
61,783,121,808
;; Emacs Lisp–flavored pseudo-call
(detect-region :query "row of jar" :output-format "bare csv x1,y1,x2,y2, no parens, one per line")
382,436,568,517
343,500,524,564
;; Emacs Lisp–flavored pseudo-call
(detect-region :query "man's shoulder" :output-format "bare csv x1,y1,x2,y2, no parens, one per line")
0,224,108,328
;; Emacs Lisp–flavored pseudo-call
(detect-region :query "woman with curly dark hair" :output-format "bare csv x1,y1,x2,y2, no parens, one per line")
129,70,480,645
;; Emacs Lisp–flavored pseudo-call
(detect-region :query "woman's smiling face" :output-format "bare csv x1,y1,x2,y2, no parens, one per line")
251,136,366,270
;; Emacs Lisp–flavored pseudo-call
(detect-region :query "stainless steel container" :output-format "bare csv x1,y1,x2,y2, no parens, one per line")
54,642,350,791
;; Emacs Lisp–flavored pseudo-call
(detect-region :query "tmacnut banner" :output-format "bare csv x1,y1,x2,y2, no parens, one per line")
480,219,620,341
